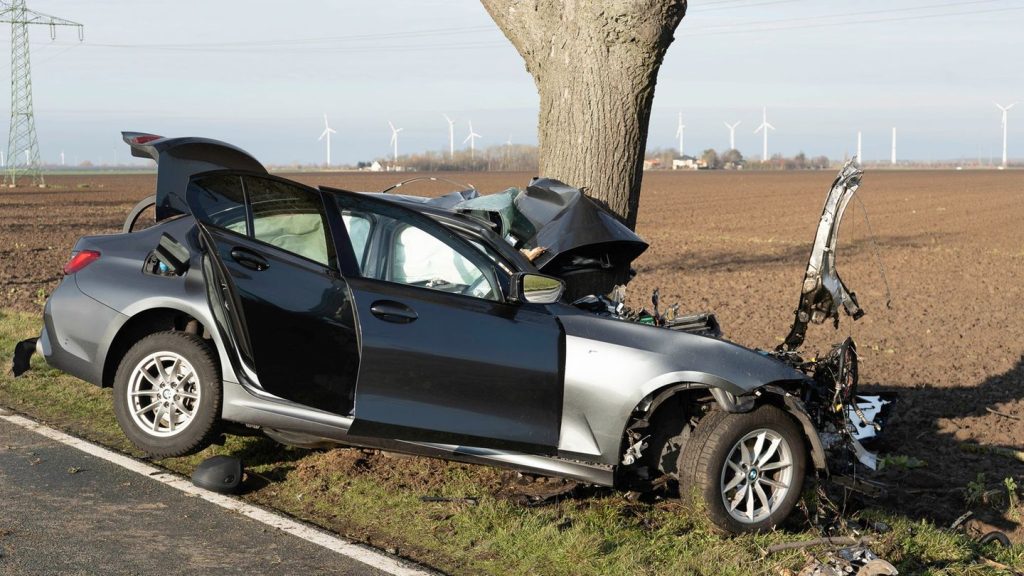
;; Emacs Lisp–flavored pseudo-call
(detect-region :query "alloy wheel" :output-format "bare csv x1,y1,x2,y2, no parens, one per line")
719,428,795,524
126,351,202,437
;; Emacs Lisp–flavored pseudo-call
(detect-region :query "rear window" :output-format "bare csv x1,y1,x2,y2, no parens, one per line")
187,174,247,235
245,176,332,266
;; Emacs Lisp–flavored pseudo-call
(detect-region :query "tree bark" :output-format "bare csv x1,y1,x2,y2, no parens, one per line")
481,0,687,230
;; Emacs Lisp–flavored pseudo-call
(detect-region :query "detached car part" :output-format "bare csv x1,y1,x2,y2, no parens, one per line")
781,159,865,351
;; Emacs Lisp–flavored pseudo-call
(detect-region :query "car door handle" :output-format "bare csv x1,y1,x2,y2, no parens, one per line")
230,247,269,271
369,300,418,323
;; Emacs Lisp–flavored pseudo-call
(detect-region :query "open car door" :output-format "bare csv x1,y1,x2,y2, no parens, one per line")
187,171,362,415
327,189,565,455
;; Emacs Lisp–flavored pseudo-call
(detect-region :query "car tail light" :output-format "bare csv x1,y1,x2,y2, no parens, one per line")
125,133,162,145
63,250,101,275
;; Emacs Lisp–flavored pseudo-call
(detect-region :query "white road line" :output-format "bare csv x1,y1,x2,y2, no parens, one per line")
0,409,437,576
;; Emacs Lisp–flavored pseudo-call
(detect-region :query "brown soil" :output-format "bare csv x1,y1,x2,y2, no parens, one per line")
2,169,1023,534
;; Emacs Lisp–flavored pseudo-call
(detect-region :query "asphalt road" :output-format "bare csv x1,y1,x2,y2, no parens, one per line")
0,417,394,576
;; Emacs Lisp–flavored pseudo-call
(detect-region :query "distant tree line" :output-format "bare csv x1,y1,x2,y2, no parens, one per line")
750,151,833,171
644,147,833,170
364,144,539,172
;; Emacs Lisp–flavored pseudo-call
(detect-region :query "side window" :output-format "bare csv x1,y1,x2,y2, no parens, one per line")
389,222,497,301
342,211,372,272
244,176,333,267
187,174,248,235
332,193,500,301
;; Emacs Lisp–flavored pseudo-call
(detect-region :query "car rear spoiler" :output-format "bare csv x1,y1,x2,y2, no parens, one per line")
122,131,267,221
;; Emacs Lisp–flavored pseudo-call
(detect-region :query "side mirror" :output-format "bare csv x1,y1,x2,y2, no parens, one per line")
511,272,565,305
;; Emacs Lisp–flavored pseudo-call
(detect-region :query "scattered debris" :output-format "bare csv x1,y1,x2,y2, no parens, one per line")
777,541,898,576
191,455,243,494
67,466,82,474
985,407,1021,421
11,338,37,377
419,496,479,506
959,443,1024,464
978,556,1022,575
767,536,875,554
878,455,926,471
978,530,1011,547
974,531,1023,575
949,511,973,531
496,473,596,508
830,475,888,499
856,558,900,576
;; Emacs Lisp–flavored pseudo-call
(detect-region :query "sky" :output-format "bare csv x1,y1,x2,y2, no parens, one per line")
11,0,1024,165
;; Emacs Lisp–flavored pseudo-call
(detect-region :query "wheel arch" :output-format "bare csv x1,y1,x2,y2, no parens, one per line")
752,384,829,472
614,381,715,488
621,379,828,487
101,306,215,388
654,378,829,472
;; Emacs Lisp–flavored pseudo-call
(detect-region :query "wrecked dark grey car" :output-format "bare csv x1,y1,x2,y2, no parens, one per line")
16,133,886,533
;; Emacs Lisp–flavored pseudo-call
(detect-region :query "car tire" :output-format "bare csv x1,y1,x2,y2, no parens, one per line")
112,331,221,458
677,404,806,534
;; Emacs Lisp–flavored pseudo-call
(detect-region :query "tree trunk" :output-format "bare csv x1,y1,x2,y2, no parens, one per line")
481,0,687,230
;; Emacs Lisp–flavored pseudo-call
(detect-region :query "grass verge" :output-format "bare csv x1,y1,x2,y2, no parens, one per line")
1,308,1021,575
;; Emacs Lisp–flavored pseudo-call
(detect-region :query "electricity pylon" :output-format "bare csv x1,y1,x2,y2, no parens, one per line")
0,1,83,187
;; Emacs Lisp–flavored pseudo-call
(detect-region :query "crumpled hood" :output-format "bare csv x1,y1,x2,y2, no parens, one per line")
454,178,648,299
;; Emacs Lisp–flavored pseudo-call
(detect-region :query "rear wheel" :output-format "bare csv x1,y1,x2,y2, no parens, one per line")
112,331,221,458
677,404,806,533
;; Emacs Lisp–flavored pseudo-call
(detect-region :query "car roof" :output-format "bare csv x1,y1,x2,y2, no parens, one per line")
321,187,537,273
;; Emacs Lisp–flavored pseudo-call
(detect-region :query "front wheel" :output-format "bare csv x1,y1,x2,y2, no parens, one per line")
677,404,806,533
112,331,221,458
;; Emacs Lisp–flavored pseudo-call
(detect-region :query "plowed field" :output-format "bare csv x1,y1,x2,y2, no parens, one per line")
3,168,1023,533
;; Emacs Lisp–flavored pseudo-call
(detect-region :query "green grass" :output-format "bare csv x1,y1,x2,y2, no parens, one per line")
1,308,1020,575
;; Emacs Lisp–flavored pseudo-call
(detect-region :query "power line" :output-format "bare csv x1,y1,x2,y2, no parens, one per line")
62,24,498,51
686,0,1010,30
682,4,1024,37
33,2,1021,57
697,0,807,13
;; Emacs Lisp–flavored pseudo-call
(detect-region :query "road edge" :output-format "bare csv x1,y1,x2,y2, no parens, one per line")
0,406,439,576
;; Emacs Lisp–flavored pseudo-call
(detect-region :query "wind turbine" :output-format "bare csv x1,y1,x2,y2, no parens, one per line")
60,150,65,166
891,127,897,165
856,131,862,165
463,121,481,159
724,121,741,150
388,121,403,164
675,112,685,156
318,114,337,166
996,102,1016,168
753,106,775,161
443,114,455,160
